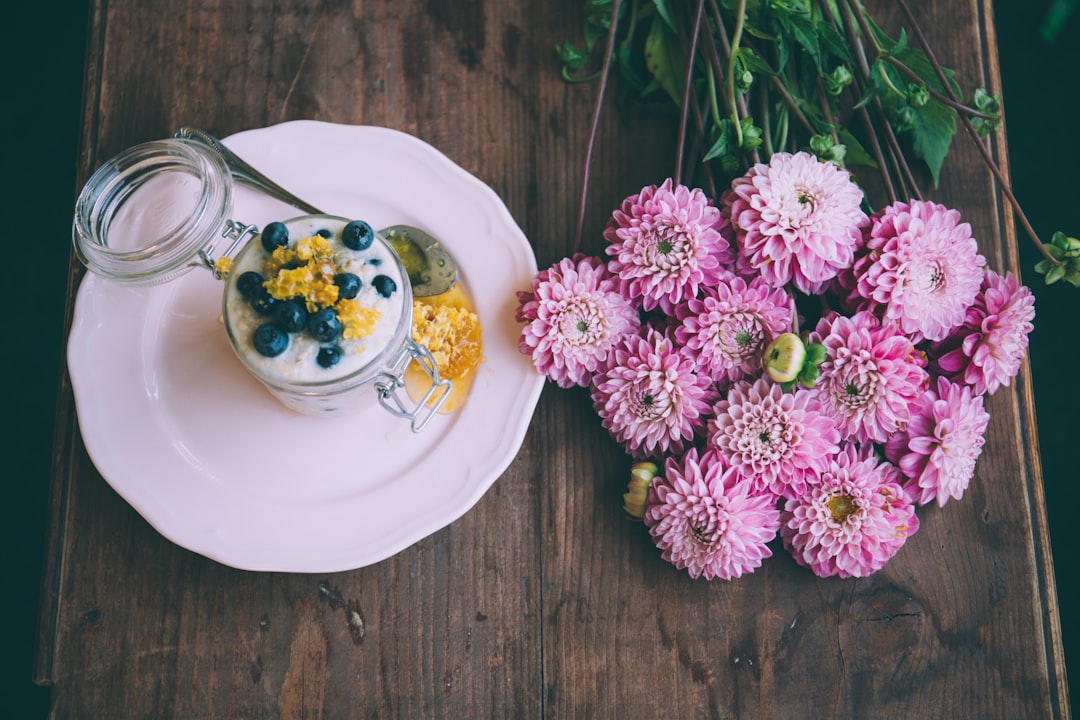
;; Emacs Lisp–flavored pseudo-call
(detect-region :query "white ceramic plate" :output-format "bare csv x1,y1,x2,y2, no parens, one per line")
67,121,544,572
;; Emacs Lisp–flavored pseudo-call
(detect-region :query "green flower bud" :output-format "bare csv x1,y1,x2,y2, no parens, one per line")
623,461,659,520
762,332,807,384
907,83,929,107
823,65,854,96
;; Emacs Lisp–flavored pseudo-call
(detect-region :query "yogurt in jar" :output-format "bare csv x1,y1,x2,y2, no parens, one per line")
223,214,409,410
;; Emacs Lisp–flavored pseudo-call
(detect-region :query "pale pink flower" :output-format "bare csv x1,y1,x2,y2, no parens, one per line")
809,311,929,444
644,447,781,580
854,200,986,342
673,275,795,384
724,151,867,294
516,254,641,388
591,327,719,459
780,443,919,579
929,269,1035,396
707,377,840,499
603,178,733,313
885,377,990,507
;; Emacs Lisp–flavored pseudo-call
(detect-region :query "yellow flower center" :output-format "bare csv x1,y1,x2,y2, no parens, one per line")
827,494,856,524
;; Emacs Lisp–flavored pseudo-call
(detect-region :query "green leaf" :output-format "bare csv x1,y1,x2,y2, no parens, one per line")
643,14,684,105
905,97,956,187
738,46,777,76
1045,264,1067,285
703,122,733,162
771,1,821,68
818,22,852,63
838,128,877,168
804,342,827,365
651,0,677,32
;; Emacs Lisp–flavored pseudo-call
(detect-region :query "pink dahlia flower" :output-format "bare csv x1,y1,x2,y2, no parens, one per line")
929,269,1035,396
644,447,781,580
809,310,929,444
673,275,795,385
885,376,990,507
854,200,986,342
591,327,720,458
780,443,919,579
724,151,868,294
707,377,840,499
516,254,641,389
603,178,733,313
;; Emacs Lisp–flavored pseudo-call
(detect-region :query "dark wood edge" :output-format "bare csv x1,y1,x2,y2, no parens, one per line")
32,0,103,692
980,0,1071,714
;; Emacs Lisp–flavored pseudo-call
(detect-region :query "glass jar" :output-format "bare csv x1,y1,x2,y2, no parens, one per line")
72,138,450,431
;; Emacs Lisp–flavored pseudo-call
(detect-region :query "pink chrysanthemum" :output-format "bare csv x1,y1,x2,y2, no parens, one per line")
780,443,919,579
707,377,840,499
603,178,733,313
854,200,986,342
884,376,990,507
929,269,1035,396
516,254,641,389
724,151,867,294
644,447,781,580
809,310,929,444
591,327,719,458
673,275,795,385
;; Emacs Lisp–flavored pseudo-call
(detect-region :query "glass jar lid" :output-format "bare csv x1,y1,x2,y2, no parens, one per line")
72,138,233,285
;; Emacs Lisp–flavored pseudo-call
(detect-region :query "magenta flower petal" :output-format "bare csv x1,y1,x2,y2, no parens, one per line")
854,200,986,342
809,310,929,444
603,178,733,313
724,151,868,294
517,254,641,388
707,377,840,499
884,376,990,507
673,275,795,385
591,327,720,459
644,447,781,580
928,269,1035,395
780,443,919,579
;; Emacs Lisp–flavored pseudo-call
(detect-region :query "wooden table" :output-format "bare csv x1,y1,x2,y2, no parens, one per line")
36,0,1070,717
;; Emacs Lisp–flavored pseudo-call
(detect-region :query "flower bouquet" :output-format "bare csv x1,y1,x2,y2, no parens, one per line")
514,0,1054,581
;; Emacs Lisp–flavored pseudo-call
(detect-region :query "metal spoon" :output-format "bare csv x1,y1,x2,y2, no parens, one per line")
173,126,458,297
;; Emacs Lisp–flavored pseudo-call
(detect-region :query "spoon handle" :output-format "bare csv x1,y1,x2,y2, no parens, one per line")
174,126,324,215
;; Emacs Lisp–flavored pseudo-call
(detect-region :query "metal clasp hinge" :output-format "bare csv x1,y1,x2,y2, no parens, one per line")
374,338,452,433
200,219,259,279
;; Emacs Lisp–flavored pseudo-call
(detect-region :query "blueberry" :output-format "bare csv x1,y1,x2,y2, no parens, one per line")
317,345,343,368
342,220,374,251
236,271,264,299
252,324,288,357
306,308,343,342
316,228,333,238
334,272,361,299
260,221,290,253
248,287,278,315
274,297,308,333
372,274,397,298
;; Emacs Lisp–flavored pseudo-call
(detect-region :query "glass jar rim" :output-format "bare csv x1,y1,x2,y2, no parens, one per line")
72,138,233,285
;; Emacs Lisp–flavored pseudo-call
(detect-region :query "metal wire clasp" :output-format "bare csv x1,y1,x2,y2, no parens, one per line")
375,338,452,433
200,220,259,278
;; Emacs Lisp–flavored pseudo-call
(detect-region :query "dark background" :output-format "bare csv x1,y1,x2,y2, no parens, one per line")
7,2,1076,716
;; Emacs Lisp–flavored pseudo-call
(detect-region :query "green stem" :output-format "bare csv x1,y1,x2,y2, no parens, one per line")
894,0,1056,266
574,0,623,255
884,56,998,119
675,0,707,186
726,0,747,148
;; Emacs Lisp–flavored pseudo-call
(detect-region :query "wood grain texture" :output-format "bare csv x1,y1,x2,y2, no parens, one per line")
36,0,1069,717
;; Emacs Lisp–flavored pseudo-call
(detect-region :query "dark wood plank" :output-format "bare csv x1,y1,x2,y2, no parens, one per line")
35,0,1069,717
